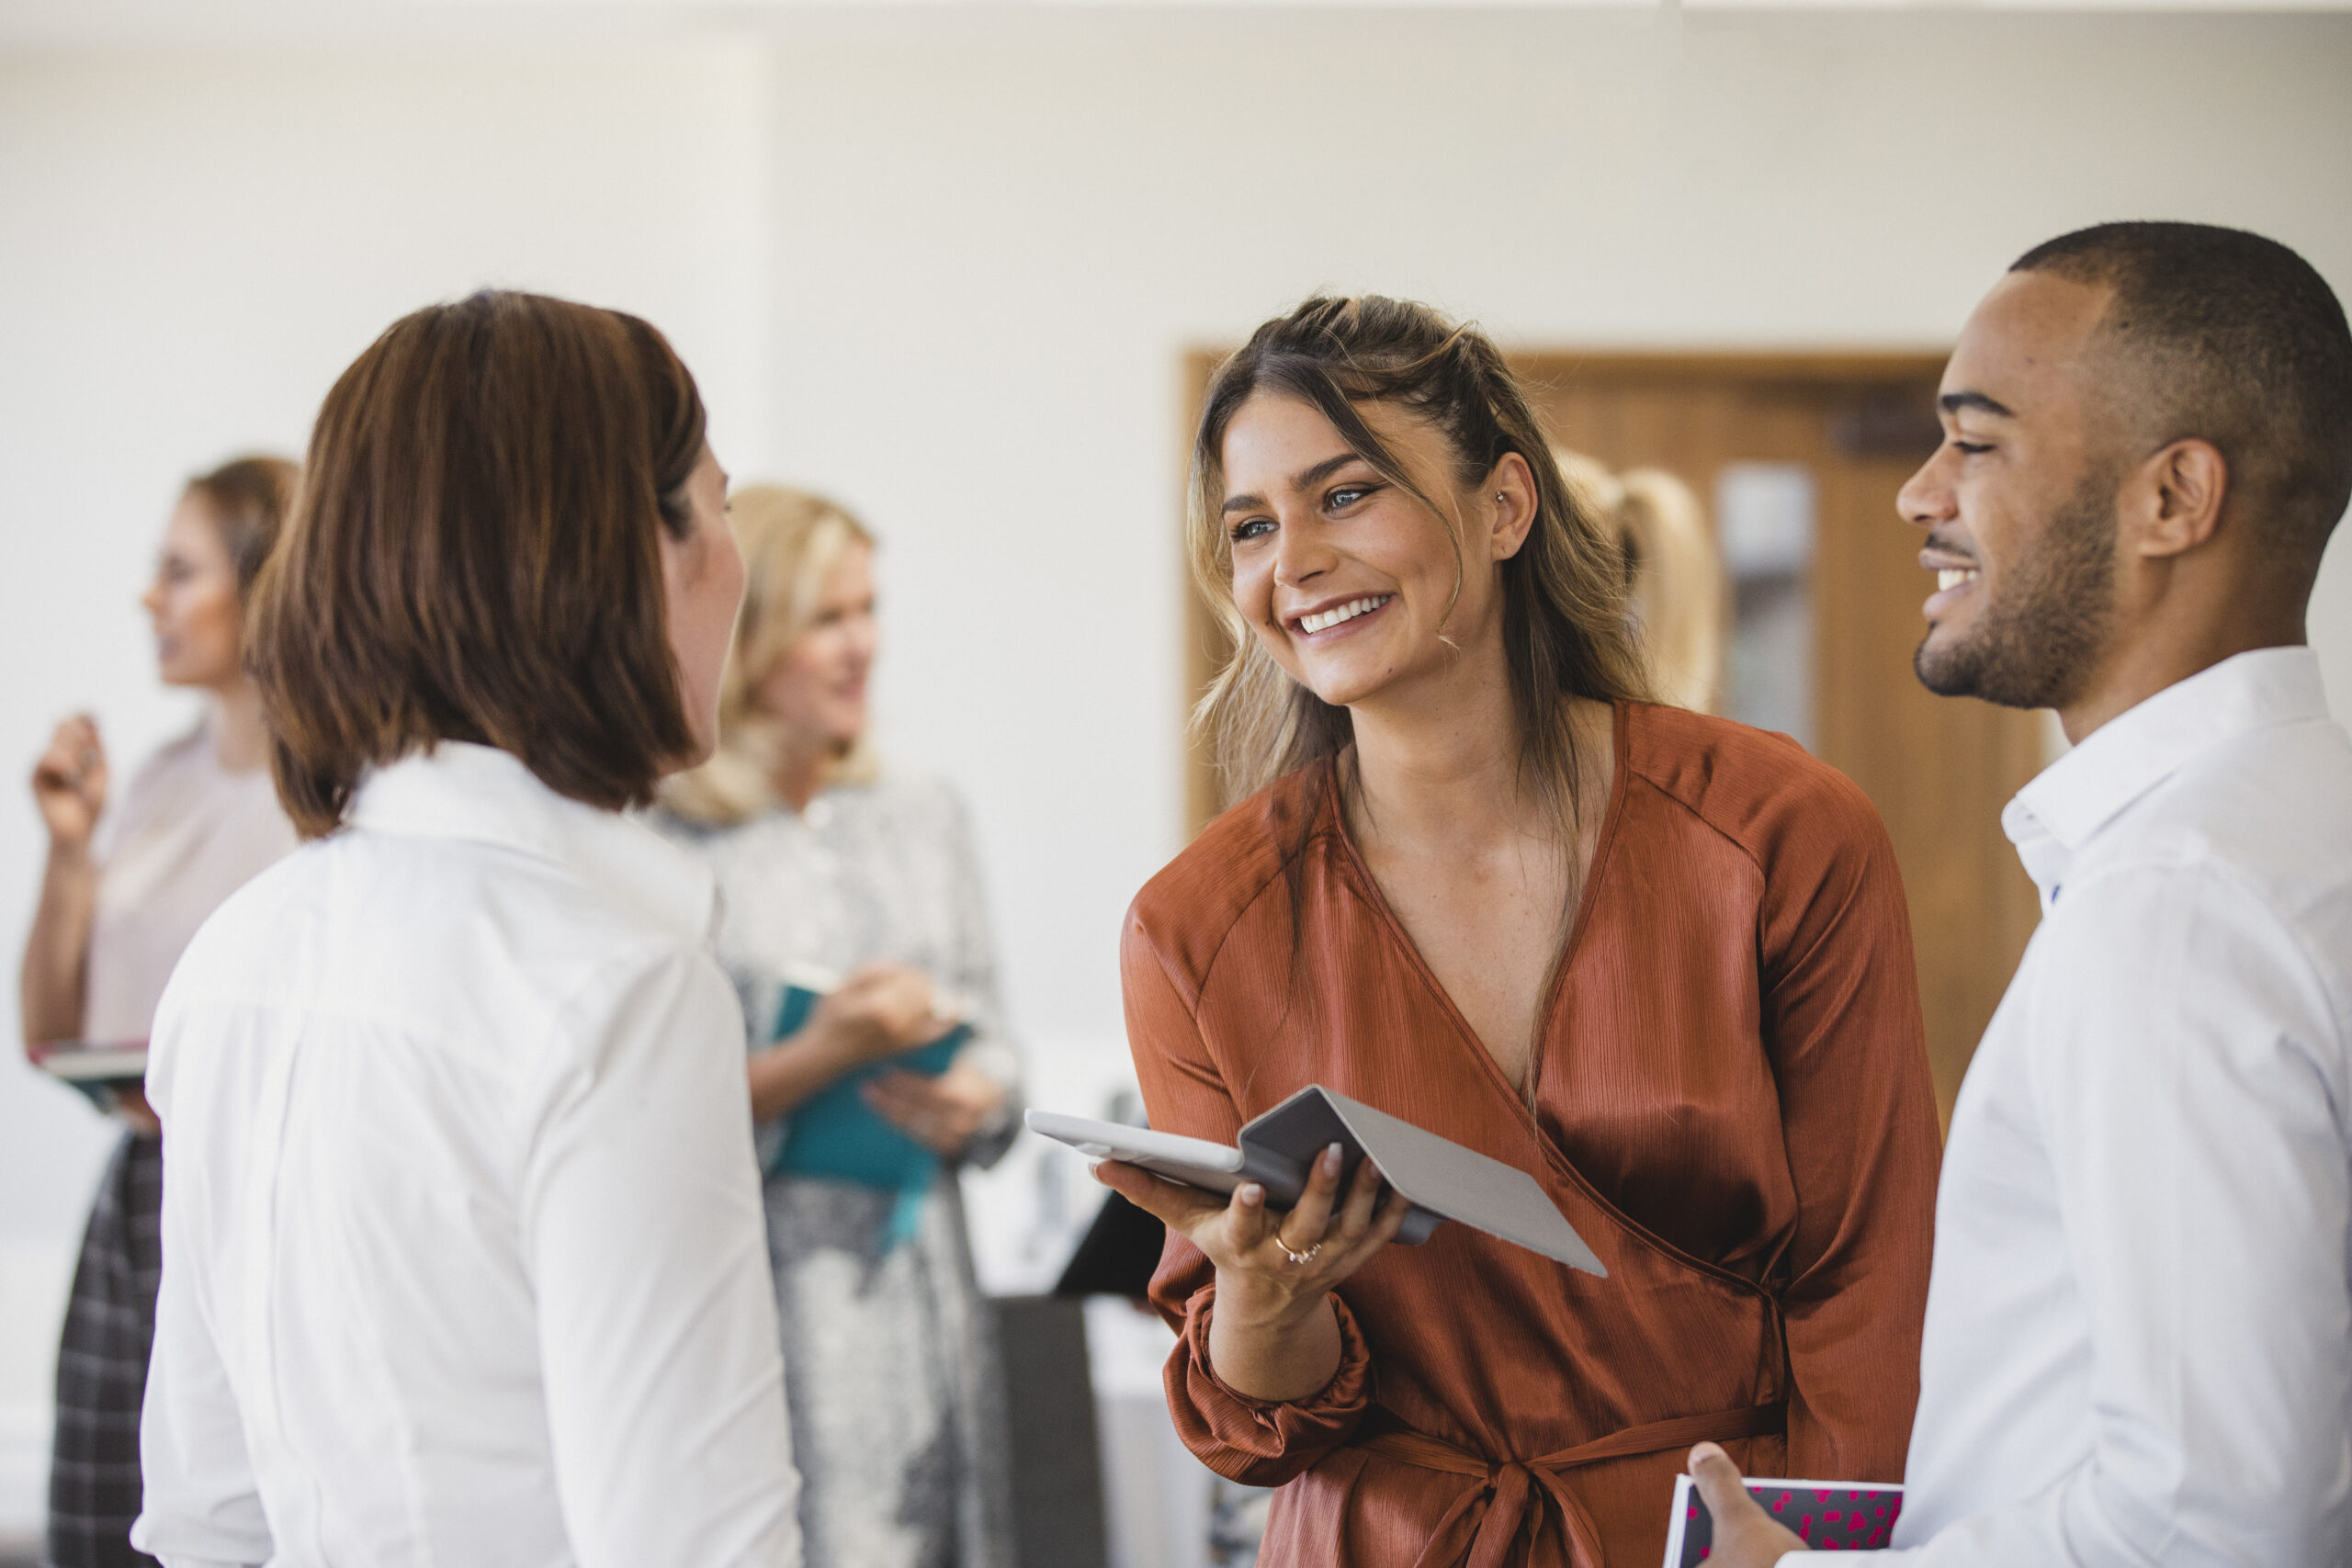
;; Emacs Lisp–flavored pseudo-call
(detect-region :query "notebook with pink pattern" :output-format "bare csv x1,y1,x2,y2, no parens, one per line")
1662,1474,1904,1562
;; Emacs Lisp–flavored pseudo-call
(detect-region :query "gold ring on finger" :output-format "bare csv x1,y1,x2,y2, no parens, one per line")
1277,1238,1323,1268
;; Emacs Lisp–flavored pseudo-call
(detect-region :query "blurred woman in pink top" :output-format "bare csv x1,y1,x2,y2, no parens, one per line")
18,457,300,1568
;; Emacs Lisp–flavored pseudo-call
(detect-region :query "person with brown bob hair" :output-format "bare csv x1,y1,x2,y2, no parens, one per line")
1095,296,1941,1567
254,296,710,834
130,291,802,1567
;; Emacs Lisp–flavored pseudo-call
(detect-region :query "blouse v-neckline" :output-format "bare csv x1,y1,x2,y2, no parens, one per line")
1324,701,1634,1128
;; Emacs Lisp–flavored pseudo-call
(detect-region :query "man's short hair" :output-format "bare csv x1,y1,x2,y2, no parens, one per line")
249,290,707,838
2012,221,2352,564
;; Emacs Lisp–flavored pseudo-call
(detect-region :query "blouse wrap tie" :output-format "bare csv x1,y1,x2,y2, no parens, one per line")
1355,1400,1785,1568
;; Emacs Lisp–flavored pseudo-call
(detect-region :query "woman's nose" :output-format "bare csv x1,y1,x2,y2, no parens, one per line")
1272,522,1331,588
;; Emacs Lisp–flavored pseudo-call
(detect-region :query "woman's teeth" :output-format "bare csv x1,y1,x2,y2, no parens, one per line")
1938,569,1980,592
1299,595,1391,635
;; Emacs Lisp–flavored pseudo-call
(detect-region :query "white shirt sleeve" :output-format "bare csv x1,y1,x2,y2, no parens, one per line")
131,1160,273,1568
520,945,803,1568
1894,863,2352,1566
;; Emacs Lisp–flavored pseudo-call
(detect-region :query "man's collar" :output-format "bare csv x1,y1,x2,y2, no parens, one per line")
345,741,717,946
2001,647,2331,896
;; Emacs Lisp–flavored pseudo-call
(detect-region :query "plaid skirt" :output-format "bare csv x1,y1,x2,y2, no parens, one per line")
48,1133,163,1568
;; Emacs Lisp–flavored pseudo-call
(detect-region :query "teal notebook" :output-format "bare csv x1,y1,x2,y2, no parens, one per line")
767,969,969,1245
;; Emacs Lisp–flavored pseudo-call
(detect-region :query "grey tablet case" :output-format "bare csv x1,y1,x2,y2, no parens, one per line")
1026,1084,1605,1275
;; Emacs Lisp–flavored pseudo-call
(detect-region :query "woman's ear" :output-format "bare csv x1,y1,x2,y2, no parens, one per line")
1487,451,1539,562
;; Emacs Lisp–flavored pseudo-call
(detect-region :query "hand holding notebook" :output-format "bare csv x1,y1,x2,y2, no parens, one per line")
808,964,964,1068
1666,1442,1902,1565
1026,1085,1604,1273
766,964,973,1249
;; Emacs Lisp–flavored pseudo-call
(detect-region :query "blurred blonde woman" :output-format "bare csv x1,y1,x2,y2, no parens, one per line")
1554,449,1727,714
656,484,1020,1568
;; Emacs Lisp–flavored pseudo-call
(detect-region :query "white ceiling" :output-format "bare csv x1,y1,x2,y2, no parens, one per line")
0,0,2345,51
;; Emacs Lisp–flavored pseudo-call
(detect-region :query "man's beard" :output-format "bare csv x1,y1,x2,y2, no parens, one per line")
1913,468,2118,710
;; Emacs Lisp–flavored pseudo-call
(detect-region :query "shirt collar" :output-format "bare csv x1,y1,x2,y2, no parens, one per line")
2001,646,2331,905
345,740,718,946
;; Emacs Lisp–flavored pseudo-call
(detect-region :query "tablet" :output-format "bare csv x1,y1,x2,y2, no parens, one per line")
1024,1087,1604,1271
1023,1110,1253,1193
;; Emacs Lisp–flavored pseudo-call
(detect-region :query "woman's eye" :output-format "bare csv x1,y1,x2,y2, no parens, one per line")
1951,439,1993,457
1230,518,1274,544
1326,485,1375,511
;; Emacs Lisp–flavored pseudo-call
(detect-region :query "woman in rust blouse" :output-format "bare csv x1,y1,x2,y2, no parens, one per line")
1094,297,1941,1568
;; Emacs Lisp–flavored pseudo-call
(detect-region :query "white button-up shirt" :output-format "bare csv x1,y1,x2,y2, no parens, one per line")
131,742,801,1568
1866,648,2352,1565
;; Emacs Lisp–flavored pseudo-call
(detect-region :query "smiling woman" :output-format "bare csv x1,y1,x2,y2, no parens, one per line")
1095,296,1944,1568
1191,297,1645,845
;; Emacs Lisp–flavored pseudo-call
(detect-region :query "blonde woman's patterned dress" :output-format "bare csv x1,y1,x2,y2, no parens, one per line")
654,772,1021,1568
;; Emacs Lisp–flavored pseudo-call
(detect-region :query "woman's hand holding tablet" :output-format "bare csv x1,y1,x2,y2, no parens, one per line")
1091,1134,1410,1404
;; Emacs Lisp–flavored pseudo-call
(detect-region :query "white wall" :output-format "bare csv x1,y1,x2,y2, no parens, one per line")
771,5,2348,965
1,7,2348,1542
757,2,2352,1143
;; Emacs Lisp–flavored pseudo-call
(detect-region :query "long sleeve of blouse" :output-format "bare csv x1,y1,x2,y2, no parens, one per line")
1744,755,1940,1478
1124,937,1375,1483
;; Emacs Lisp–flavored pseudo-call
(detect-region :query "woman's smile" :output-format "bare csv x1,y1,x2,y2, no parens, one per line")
1288,592,1396,639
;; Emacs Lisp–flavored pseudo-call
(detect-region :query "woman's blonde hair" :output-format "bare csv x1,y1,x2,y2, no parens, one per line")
657,483,880,827
1553,450,1726,715
1189,297,1652,830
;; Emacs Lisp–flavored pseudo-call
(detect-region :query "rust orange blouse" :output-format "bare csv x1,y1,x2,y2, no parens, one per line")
1123,704,1941,1568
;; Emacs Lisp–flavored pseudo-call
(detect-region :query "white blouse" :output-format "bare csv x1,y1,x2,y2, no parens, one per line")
131,741,802,1568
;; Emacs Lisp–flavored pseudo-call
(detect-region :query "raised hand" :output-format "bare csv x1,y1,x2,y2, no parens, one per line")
31,715,107,852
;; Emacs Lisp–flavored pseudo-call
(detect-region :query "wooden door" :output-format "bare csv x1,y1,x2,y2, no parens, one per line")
1178,350,2043,1121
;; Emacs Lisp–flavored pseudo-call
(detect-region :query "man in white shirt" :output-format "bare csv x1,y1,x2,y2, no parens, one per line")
1690,221,2352,1565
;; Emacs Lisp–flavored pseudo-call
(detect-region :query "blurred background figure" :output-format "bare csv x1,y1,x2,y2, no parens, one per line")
16,457,300,1568
1555,449,1727,714
657,484,1023,1568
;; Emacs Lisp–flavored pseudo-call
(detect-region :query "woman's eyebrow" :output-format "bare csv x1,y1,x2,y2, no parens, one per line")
1221,451,1363,515
1294,451,1362,491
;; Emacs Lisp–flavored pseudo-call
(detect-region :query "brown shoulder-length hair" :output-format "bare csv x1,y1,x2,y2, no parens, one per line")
1189,296,1651,833
249,289,707,839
